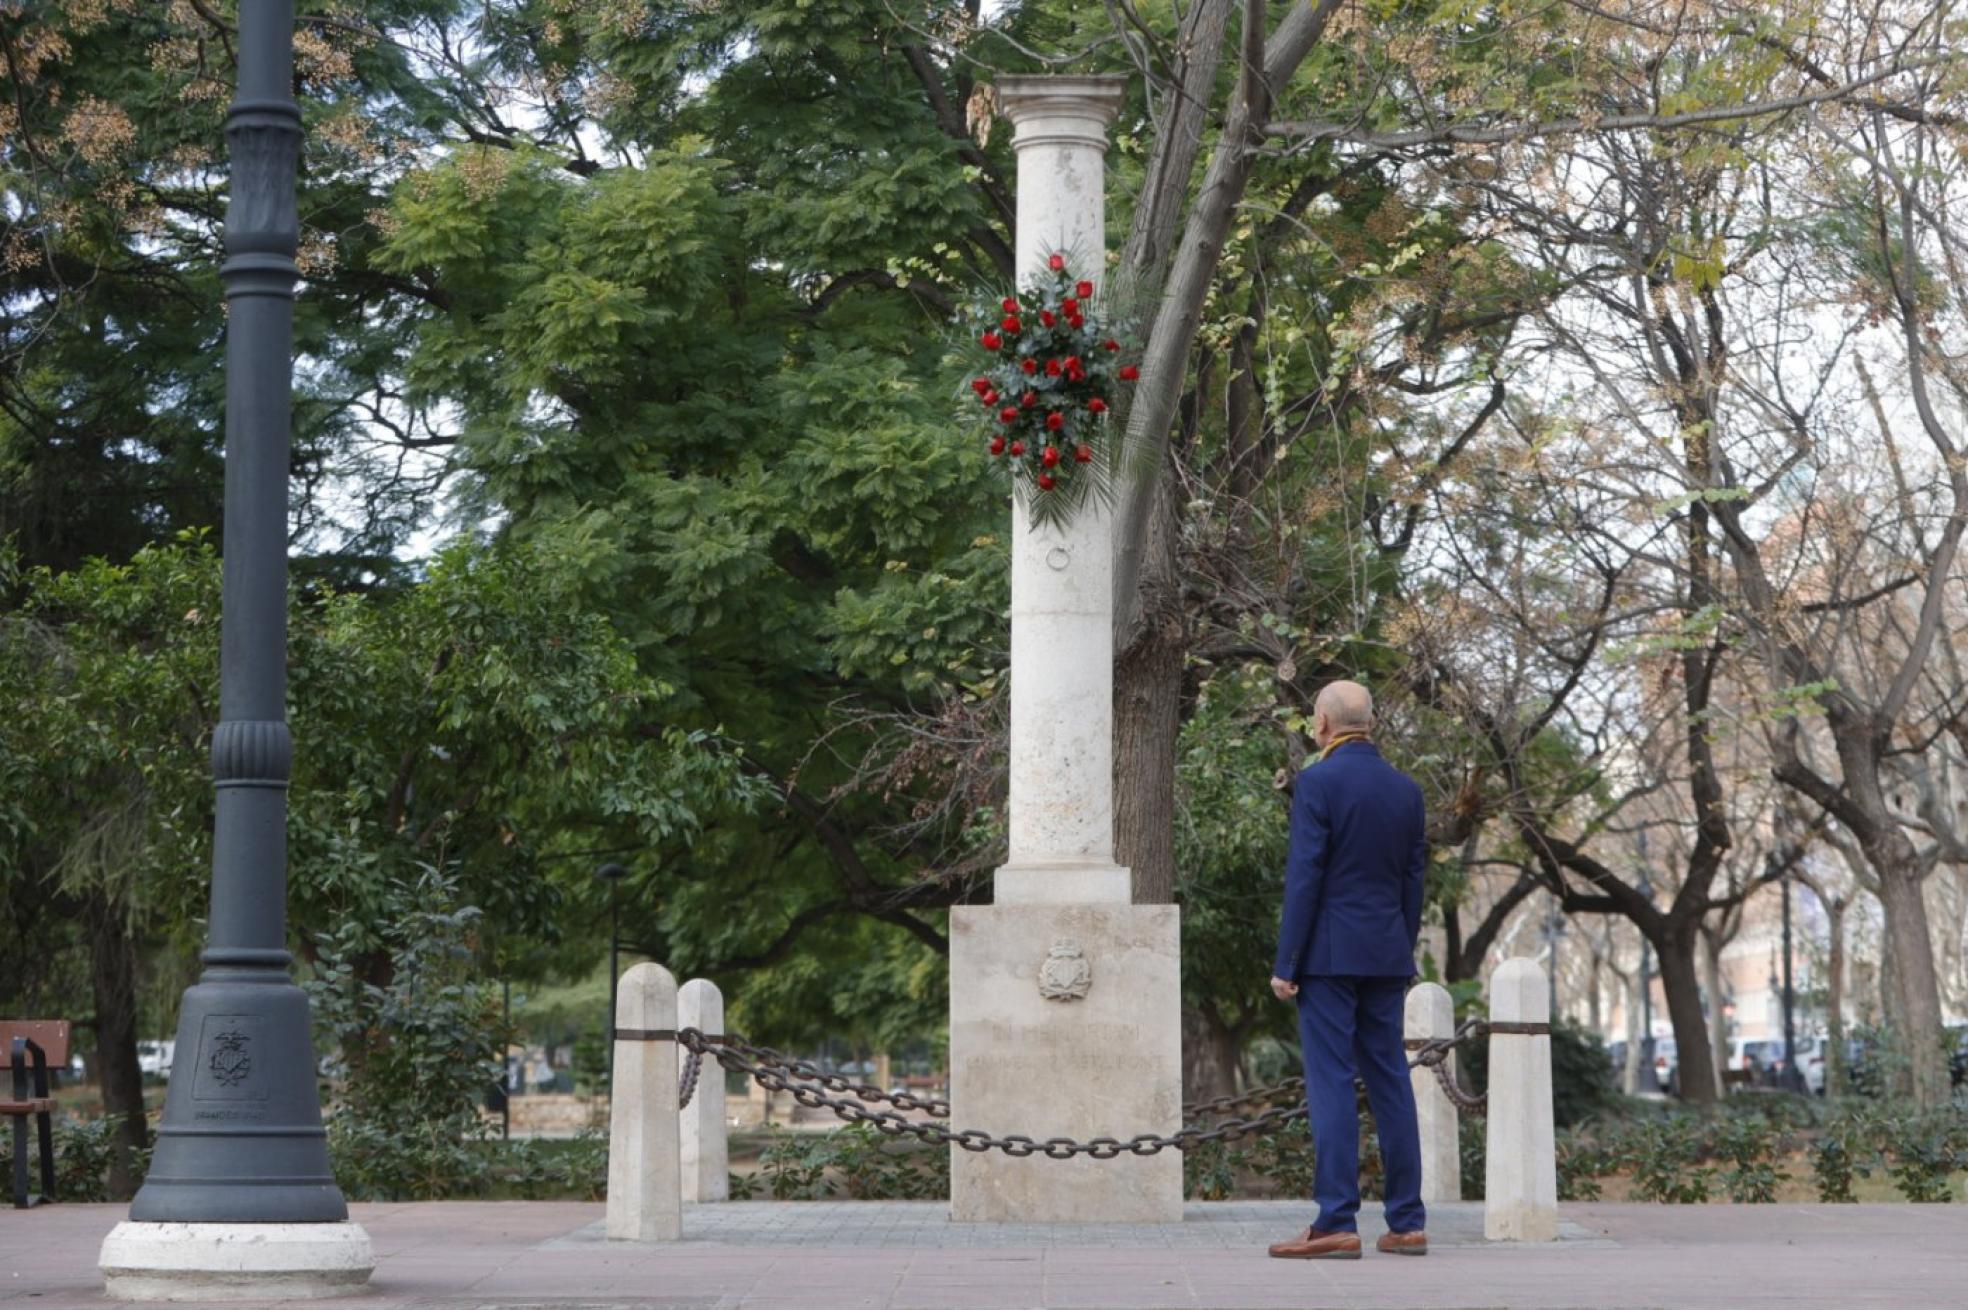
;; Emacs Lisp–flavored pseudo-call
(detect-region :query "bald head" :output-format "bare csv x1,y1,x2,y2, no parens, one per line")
1313,679,1374,745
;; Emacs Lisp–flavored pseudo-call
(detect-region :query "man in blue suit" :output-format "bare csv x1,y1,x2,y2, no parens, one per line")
1266,680,1429,1259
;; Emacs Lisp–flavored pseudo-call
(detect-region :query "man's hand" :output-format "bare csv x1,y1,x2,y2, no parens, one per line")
1270,975,1299,1002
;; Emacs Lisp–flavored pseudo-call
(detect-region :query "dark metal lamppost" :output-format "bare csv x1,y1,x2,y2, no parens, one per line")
1780,866,1802,1092
128,1,345,1225
597,862,628,1080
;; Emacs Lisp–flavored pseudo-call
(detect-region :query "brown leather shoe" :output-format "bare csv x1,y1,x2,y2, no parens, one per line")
1376,1230,1428,1256
1268,1226,1363,1260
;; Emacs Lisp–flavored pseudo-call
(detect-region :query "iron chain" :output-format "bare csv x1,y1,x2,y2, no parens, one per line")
678,1046,704,1110
672,1017,1492,1157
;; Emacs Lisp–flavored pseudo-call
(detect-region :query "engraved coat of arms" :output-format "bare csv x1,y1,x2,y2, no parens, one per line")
1038,938,1092,1001
209,1030,253,1086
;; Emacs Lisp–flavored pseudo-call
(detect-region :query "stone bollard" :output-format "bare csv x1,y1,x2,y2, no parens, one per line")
1404,981,1461,1202
678,978,728,1204
1483,957,1558,1241
606,963,681,1241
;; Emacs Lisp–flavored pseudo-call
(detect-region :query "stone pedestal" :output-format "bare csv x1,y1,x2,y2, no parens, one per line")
605,963,681,1242
1483,957,1558,1241
1405,981,1462,1203
950,904,1182,1222
98,1222,373,1302
679,978,728,1204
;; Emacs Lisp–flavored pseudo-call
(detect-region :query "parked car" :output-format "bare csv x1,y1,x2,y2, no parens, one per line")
1650,1036,1678,1094
1728,1038,1788,1086
137,1039,174,1082
1795,1035,1832,1095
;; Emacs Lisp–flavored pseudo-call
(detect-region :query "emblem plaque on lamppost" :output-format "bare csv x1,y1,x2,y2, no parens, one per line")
99,2,374,1299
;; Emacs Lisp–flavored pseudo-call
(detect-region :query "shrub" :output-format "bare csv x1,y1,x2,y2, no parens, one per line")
305,866,509,1200
1878,1110,1963,1203
747,1124,949,1200
1460,1018,1618,1129
1459,1113,1485,1200
1251,1117,1320,1198
0,1115,151,1202
1712,1115,1785,1204
1624,1120,1713,1203
1555,1126,1621,1201
1808,1112,1872,1203
1183,1138,1236,1201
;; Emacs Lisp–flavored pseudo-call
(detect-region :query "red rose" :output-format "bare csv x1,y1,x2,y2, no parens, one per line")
1088,397,1107,414
1077,280,1094,298
990,436,1006,456
981,390,998,406
1002,297,1018,313
1119,364,1140,380
1075,443,1093,463
1045,359,1063,377
971,377,990,394
1049,253,1065,271
1022,390,1039,407
1045,412,1064,432
1064,355,1081,371
1040,309,1056,328
1041,445,1061,468
1002,315,1021,333
1104,339,1120,352
999,407,1019,423
1062,298,1079,315
1010,440,1026,456
1038,472,1057,490
981,331,1001,350
1020,358,1038,375
1068,315,1084,330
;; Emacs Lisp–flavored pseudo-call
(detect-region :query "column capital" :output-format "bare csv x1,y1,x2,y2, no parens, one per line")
997,75,1128,151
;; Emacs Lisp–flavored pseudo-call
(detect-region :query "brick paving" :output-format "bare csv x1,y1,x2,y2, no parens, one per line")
7,1200,1964,1309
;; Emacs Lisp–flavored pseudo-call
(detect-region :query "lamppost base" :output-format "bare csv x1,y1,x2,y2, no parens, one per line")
99,1221,374,1302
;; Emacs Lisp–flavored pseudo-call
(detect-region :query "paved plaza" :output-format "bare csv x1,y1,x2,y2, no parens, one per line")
9,1200,1965,1309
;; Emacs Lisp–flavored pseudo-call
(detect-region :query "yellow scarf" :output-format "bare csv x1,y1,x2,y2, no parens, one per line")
1320,732,1372,762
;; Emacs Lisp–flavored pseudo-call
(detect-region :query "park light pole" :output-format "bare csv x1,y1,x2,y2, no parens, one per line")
1636,839,1656,1092
100,3,373,1297
1780,863,1803,1092
598,862,627,1081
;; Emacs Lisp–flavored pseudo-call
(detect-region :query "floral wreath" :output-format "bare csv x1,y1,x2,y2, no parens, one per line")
964,251,1139,525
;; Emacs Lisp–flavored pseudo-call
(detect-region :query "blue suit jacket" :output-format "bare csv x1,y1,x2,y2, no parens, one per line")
1273,740,1427,979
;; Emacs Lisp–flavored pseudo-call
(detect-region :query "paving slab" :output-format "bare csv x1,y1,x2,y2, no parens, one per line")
4,1200,1963,1309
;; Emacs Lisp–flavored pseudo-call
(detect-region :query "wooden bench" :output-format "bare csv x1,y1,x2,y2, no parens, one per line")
1,1020,67,1208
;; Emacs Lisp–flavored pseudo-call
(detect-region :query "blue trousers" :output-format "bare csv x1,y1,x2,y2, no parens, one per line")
1296,975,1425,1233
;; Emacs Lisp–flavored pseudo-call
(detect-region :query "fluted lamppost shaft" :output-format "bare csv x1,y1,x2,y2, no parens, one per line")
128,0,346,1224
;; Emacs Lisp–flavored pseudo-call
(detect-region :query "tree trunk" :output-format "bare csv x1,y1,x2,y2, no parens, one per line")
1701,928,1729,1092
1871,849,1948,1103
1655,927,1718,1104
1113,482,1186,905
85,892,149,1200
1181,1005,1240,1107
1586,952,1603,1037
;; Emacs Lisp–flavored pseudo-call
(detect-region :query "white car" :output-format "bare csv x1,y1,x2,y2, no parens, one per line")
1650,1036,1678,1094
1794,1035,1832,1095
137,1039,175,1080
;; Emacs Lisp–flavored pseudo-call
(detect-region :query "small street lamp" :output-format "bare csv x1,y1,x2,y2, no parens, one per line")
597,862,628,1079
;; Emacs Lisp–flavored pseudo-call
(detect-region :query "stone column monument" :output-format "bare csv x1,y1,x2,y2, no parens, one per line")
948,74,1184,1224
